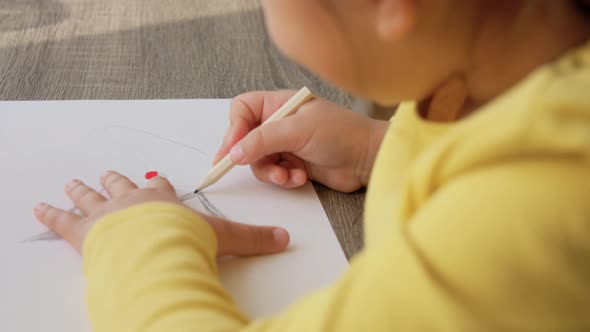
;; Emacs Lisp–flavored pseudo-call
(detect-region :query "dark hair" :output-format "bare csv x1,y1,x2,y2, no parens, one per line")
573,0,590,17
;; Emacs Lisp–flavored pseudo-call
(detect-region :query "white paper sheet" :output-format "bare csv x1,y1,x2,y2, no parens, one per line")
0,100,348,331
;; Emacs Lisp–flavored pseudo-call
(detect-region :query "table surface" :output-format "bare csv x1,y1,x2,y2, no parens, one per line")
0,0,365,258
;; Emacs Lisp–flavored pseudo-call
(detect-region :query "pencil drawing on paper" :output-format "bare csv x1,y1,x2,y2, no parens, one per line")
181,191,227,219
22,126,226,243
107,125,208,157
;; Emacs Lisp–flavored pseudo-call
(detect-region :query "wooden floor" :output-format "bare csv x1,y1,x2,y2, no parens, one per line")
0,0,365,258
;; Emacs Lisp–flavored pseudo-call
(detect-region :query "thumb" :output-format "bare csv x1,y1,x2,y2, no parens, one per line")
209,218,290,256
229,117,306,165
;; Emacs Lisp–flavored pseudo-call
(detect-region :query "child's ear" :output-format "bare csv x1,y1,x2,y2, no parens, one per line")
374,0,418,42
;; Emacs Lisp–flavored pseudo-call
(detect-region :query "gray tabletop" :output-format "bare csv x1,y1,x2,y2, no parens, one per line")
0,0,364,258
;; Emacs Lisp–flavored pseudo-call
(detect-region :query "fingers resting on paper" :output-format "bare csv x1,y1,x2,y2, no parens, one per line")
33,170,290,256
207,215,290,256
34,203,87,252
34,171,179,253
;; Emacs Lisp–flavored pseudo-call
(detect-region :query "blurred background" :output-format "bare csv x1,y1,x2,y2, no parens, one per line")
0,0,395,117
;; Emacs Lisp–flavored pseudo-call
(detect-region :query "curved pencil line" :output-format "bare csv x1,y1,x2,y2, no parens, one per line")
107,125,209,157
21,230,61,243
197,193,227,219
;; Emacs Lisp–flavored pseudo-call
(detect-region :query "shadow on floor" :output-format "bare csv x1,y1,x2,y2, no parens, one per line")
0,7,351,106
0,0,68,32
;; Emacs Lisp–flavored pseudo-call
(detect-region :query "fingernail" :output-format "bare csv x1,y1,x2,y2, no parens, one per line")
101,170,113,181
229,145,245,163
66,179,81,190
270,172,281,185
272,228,289,247
34,202,46,213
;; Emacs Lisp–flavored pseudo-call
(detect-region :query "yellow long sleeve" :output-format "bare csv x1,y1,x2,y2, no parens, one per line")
83,160,590,331
85,201,470,332
83,203,248,332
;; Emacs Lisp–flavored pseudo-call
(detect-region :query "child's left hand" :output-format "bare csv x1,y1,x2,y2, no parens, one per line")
33,170,290,256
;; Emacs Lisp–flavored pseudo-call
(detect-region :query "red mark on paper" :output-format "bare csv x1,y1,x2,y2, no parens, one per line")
145,171,159,180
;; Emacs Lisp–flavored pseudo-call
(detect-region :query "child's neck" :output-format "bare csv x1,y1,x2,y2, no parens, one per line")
461,2,590,111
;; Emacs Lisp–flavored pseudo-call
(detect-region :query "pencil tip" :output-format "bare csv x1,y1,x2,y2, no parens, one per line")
193,189,199,194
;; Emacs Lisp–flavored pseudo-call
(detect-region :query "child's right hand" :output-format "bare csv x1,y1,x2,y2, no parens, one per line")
214,91,388,193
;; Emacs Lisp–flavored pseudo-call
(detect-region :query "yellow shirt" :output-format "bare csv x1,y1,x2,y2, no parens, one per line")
84,41,590,331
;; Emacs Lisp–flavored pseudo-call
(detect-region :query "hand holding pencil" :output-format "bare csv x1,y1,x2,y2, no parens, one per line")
195,87,314,192
209,88,389,193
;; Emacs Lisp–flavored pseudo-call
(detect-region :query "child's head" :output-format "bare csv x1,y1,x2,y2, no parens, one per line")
261,1,590,107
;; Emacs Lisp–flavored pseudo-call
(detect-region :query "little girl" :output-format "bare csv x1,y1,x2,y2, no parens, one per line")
35,0,590,330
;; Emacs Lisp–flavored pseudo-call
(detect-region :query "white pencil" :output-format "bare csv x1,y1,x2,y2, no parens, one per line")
193,86,315,193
